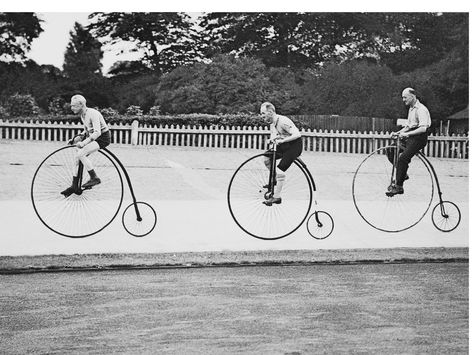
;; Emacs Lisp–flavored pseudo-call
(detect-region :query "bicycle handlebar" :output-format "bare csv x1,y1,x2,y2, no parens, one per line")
267,140,278,151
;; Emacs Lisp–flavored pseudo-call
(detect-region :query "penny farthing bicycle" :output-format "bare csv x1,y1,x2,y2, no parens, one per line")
352,134,461,233
227,141,334,240
31,142,157,238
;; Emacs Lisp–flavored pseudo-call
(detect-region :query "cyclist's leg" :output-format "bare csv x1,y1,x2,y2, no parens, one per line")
386,146,395,164
386,141,407,165
274,138,303,198
396,135,427,186
263,149,283,189
60,151,82,196
78,141,100,170
78,141,101,187
263,155,271,170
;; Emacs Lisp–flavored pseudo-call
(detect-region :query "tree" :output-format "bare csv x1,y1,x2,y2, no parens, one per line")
107,60,151,77
0,60,65,111
199,13,327,69
301,61,401,118
0,12,43,62
154,55,305,114
63,22,103,78
378,13,469,74
198,13,411,69
88,12,200,74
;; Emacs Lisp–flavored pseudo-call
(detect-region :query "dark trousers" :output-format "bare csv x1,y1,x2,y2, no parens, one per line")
386,133,428,186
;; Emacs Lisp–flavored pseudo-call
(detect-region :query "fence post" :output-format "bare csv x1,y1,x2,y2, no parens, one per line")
131,120,139,145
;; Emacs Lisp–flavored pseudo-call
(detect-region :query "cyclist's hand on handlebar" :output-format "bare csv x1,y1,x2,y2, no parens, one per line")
76,141,87,148
273,136,284,145
68,134,84,145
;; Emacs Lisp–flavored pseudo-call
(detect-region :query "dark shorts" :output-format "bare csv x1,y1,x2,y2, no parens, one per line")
266,137,303,172
95,130,111,149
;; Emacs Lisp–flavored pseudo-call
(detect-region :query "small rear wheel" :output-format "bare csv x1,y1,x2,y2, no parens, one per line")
122,201,157,237
431,201,461,232
306,211,334,240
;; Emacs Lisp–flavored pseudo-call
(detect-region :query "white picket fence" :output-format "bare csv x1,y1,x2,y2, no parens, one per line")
0,119,469,159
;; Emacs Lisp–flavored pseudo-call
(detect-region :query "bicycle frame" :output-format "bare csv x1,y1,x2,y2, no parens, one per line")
73,147,142,221
417,152,449,218
266,141,321,224
390,136,447,217
102,148,142,221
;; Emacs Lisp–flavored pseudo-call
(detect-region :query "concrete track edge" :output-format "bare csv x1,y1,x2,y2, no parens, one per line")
0,247,468,274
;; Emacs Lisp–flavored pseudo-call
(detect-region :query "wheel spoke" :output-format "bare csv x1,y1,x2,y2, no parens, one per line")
228,154,312,240
352,147,434,232
31,146,124,238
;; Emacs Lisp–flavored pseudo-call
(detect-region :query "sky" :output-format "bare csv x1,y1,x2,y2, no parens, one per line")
28,13,145,74
27,12,205,75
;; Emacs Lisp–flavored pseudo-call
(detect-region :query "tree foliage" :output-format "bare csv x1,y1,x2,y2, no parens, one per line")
197,13,410,69
154,55,305,115
0,12,468,122
0,12,43,62
63,22,103,79
301,61,402,118
88,12,200,74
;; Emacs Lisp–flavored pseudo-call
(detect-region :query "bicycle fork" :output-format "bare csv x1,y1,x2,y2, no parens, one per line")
72,162,85,194
390,138,400,187
268,150,277,197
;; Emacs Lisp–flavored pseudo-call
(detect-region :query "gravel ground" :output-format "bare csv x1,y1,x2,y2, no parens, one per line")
0,263,468,354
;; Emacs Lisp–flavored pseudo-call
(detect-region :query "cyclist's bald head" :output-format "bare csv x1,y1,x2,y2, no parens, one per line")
260,102,276,113
71,94,86,106
402,88,416,98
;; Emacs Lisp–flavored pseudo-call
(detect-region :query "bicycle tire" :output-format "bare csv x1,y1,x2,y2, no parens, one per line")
306,210,334,240
227,153,313,240
352,146,434,232
431,201,461,232
122,201,157,237
31,146,124,238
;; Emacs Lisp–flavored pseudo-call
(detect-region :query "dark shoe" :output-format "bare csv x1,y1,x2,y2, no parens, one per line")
262,197,282,206
387,175,409,190
60,186,76,197
82,177,101,189
385,184,404,197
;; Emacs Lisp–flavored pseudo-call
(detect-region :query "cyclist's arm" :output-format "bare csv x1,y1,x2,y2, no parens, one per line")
399,106,430,136
80,116,101,145
401,125,428,137
269,124,278,141
276,122,301,144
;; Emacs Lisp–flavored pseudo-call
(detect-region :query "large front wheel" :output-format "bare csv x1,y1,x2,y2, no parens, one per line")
227,154,313,240
31,146,124,238
352,146,434,232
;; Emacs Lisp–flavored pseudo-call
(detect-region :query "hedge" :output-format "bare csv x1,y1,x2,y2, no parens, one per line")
0,113,313,129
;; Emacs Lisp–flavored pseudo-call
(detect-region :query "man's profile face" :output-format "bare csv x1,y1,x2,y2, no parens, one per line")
70,102,83,114
402,92,416,107
260,107,273,124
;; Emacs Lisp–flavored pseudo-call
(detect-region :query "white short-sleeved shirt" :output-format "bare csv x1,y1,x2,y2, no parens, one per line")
81,108,109,140
407,100,431,129
270,114,299,139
